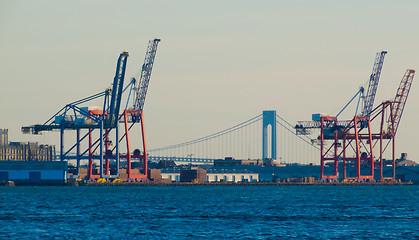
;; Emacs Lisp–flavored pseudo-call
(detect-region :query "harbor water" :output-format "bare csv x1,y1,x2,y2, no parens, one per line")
1,185,418,239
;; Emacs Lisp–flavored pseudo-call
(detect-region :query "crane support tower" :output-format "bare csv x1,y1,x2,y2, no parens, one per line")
361,51,387,117
319,115,376,181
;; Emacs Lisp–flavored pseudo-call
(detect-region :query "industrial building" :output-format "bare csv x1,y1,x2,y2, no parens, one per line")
160,166,259,183
0,129,56,161
180,168,207,183
160,172,259,183
206,172,259,183
0,161,67,185
213,157,263,167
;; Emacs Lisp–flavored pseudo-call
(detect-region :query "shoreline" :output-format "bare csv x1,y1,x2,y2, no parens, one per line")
2,180,415,187
82,181,414,186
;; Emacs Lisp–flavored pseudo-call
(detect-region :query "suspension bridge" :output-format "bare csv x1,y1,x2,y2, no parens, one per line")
147,110,319,165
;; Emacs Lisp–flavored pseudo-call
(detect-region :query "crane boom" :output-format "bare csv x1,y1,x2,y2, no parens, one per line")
361,51,387,117
108,52,129,128
133,39,161,113
387,69,415,136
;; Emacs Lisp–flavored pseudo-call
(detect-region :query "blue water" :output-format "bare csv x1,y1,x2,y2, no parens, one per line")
1,185,418,239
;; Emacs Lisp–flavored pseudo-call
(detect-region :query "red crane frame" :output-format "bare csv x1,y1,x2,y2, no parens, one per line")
320,69,414,182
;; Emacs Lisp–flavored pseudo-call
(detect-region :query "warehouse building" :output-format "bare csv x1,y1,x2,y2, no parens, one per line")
160,167,259,183
0,161,67,185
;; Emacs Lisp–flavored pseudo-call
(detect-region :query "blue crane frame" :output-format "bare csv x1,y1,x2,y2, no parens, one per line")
22,52,129,179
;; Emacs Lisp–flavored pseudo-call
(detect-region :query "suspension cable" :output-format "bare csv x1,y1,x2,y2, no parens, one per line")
148,114,262,152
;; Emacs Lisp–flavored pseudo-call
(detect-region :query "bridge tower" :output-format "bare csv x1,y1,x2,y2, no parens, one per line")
262,110,277,160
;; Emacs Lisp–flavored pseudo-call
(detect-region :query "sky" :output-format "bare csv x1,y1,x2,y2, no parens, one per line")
1,1,419,161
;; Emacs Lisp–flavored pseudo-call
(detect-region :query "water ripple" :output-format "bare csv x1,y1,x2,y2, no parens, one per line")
0,185,418,239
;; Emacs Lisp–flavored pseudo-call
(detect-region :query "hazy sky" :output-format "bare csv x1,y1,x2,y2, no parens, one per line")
1,1,418,161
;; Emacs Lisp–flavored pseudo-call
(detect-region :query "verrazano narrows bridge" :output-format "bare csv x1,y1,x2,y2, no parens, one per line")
148,110,319,164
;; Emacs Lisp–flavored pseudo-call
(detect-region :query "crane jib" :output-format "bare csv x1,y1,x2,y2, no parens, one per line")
361,51,387,117
133,39,161,112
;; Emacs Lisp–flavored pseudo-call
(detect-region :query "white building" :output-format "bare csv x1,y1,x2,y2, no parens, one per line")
161,171,258,183
207,173,258,182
